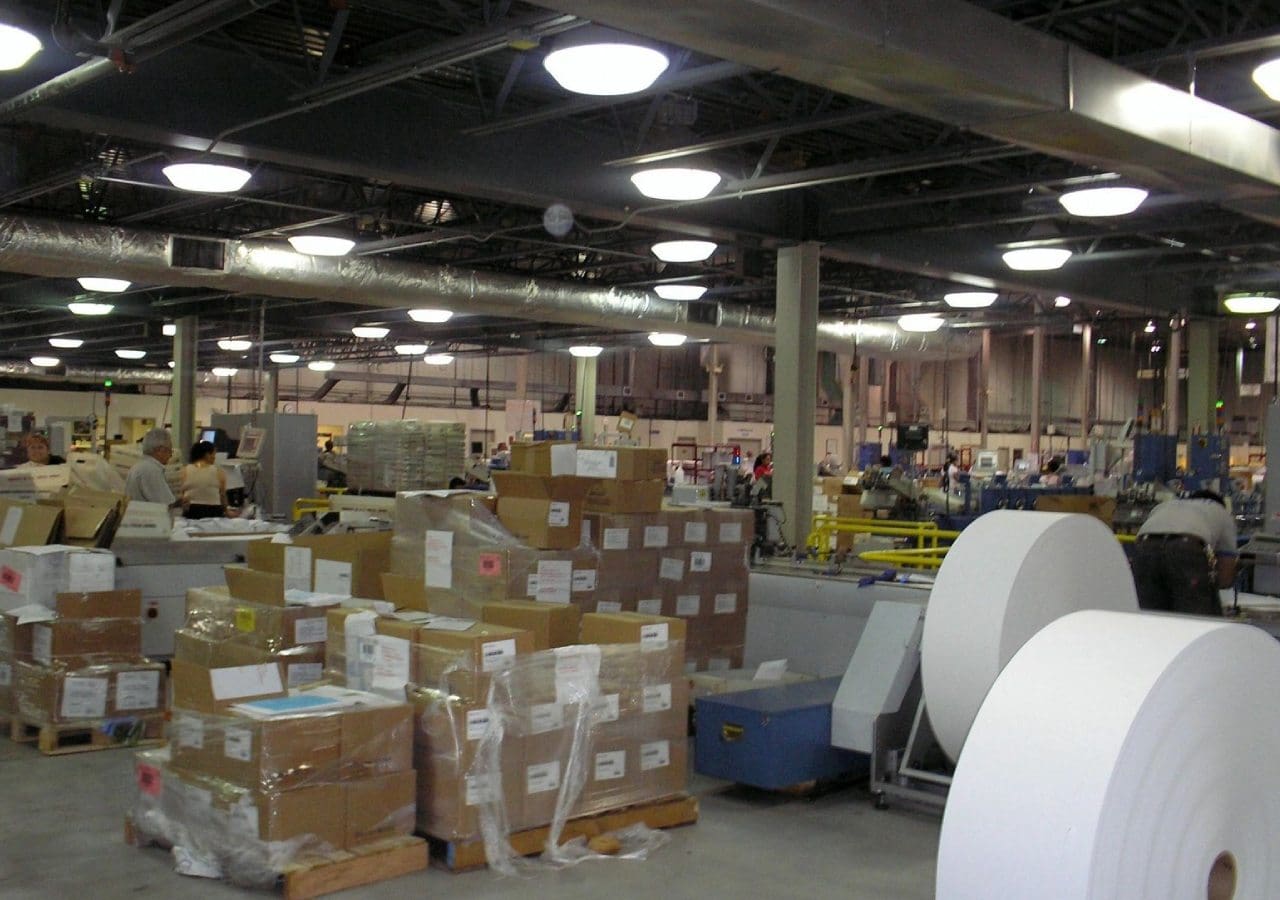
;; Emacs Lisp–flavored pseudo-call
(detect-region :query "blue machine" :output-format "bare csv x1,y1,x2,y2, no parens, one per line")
694,677,868,790
857,442,885,469
1187,435,1229,490
978,485,1090,514
1133,434,1178,483
1065,449,1089,466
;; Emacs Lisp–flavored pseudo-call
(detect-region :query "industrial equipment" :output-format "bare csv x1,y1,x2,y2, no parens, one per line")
211,412,317,518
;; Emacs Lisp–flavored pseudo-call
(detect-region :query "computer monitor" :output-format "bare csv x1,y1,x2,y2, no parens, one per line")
199,428,236,456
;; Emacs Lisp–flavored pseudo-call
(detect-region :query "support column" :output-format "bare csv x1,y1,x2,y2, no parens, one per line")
706,346,720,447
173,316,197,463
263,369,279,412
857,355,870,457
574,355,598,443
1080,323,1093,440
514,353,529,400
1030,326,1045,455
839,353,855,470
773,242,820,548
1187,320,1219,434
979,329,991,447
1165,322,1182,438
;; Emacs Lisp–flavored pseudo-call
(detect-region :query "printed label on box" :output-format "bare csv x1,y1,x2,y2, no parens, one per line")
594,693,620,723
0,507,21,546
287,663,323,688
223,726,253,762
547,501,571,528
372,635,411,691
659,557,684,581
529,702,564,734
690,551,712,573
466,709,492,742
295,617,328,645
0,661,10,687
465,774,494,806
640,740,671,771
572,569,597,592
576,449,618,479
313,559,352,596
210,664,284,701
424,530,454,589
643,683,673,713
595,750,626,781
708,657,733,671
526,761,561,795
550,444,578,476
714,593,738,615
283,546,312,592
175,714,204,749
31,625,52,665
595,600,622,614
60,677,108,719
643,525,669,548
683,521,708,544
0,565,20,593
719,522,743,543
116,670,161,711
526,574,538,597
581,519,591,544
477,553,503,577
235,607,256,633
676,595,700,617
602,528,630,551
481,638,518,672
639,623,669,646
535,560,572,604
67,553,114,593
554,644,601,705
637,598,662,616
136,762,162,797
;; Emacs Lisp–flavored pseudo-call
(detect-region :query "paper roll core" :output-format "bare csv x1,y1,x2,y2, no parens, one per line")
1208,852,1237,900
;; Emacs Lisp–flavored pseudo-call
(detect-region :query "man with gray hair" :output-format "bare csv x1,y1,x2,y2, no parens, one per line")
125,428,177,505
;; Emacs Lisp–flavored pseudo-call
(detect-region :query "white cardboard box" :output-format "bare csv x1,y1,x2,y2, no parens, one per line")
0,546,116,610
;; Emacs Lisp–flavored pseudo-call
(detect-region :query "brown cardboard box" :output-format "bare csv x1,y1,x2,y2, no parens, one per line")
576,739,637,817
391,492,502,565
14,659,166,723
29,618,142,668
481,600,580,651
580,612,686,679
230,602,329,653
510,441,578,477
413,621,535,698
224,566,286,606
340,701,414,780
346,770,416,847
598,446,668,481
171,709,344,792
491,473,592,550
236,782,347,849
246,532,392,599
54,589,140,619
381,573,431,612
48,488,127,548
278,644,327,688
0,498,62,548
638,734,687,800
171,630,287,714
584,479,665,514
705,508,754,545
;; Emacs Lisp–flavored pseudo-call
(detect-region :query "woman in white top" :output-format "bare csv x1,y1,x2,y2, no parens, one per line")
181,440,228,519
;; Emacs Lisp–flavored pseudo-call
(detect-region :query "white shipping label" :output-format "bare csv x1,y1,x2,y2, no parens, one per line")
371,635,412,690
294,617,328,645
643,525,669,548
595,600,622,614
576,449,618,479
602,527,630,551
639,623,669,646
313,559,353,597
116,670,161,711
0,507,21,545
526,761,561,795
466,709,492,742
283,546,312,592
535,560,573,604
640,740,671,771
719,522,744,543
465,774,494,806
210,664,284,701
676,595,700,617
549,443,578,476
637,598,662,616
595,750,626,782
554,644,602,705
287,663,323,688
643,683,672,713
594,693,620,723
0,661,10,687
175,714,205,749
581,518,592,544
683,521,708,544
572,569,597,592
690,551,712,573
424,530,454,589
481,638,518,672
529,702,564,735
547,501,571,528
525,574,538,597
659,557,684,581
67,553,114,593
60,677,108,719
753,659,789,681
31,625,52,665
229,800,259,837
714,593,738,615
223,726,253,762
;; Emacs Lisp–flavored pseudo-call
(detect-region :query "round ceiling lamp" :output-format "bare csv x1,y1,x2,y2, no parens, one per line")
29,356,59,368
630,168,722,201
651,240,716,263
115,349,147,360
1054,295,1072,308
76,277,131,293
68,302,114,316
308,360,336,372
217,338,252,351
408,308,453,323
1057,186,1148,217
654,284,708,301
568,345,604,358
647,332,687,347
898,314,945,333
211,367,238,378
288,234,356,256
162,162,252,193
269,352,301,364
395,344,429,356
1223,294,1280,315
943,291,998,309
423,353,455,365
0,23,41,71
1002,247,1073,271
543,30,669,96
49,337,83,349
1252,58,1280,101
351,325,389,339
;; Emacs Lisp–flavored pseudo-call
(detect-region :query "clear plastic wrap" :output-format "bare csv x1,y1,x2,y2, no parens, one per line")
184,587,330,654
14,658,166,725
346,420,465,493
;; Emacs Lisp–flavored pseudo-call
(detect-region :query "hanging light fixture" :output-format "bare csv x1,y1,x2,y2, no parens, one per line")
647,332,687,347
162,162,252,193
898,314,945,333
1143,320,1156,333
270,352,301,364
307,360,336,372
115,349,146,360
68,302,114,316
162,323,177,336
49,337,83,349
408,308,453,323
568,345,604,358
0,22,41,70
1223,294,1280,314
1002,247,1072,271
287,234,356,256
351,325,389,339
76,277,131,293
654,284,707,301
630,168,722,201
211,367,238,378
1054,295,1072,308
543,27,669,96
1246,321,1258,331
1057,186,1149,217
218,338,252,351
423,353,455,365
651,240,716,263
395,344,429,355
29,356,59,368
1252,58,1280,101
943,291,998,309
1151,343,1162,353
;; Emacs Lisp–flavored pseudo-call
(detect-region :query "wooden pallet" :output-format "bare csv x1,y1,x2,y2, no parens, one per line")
431,793,699,872
125,817,429,899
10,715,165,755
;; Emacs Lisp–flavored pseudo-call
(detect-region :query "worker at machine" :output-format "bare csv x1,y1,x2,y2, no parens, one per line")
124,428,177,506
1041,457,1064,486
753,452,774,481
944,453,960,491
318,440,347,487
817,449,842,476
1131,489,1238,616
181,440,229,519
19,433,65,466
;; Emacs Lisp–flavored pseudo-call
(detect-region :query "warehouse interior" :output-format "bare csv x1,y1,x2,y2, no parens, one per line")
2,1,1280,897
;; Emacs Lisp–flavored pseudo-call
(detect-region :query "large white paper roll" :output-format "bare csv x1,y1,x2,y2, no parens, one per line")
921,510,1137,761
937,610,1280,899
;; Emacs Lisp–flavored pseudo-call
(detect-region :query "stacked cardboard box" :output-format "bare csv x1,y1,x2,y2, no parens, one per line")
509,441,668,515
185,586,331,689
345,419,466,493
0,545,115,610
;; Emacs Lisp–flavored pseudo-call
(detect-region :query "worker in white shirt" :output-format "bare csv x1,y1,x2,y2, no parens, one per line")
124,428,177,506
1131,490,1238,616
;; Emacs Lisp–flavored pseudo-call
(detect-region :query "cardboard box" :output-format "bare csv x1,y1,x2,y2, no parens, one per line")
0,546,115,611
230,781,347,849
637,735,687,800
49,488,128,548
392,491,502,560
346,770,416,847
171,630,287,714
230,601,330,653
575,446,668,482
705,508,754,546
0,499,62,548
412,621,536,698
510,441,578,477
224,566,286,606
29,618,142,668
14,659,166,724
491,473,591,550
246,532,392,599
584,478,665,514
381,573,431,612
171,708,344,792
481,600,580,651
581,612,686,654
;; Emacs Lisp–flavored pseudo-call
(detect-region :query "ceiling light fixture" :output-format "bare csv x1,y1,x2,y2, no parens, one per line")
29,356,59,368
1097,337,1109,345
68,302,114,316
162,323,177,337
0,23,41,70
898,313,945,333
211,367,238,378
307,360,336,372
162,162,252,193
654,284,708,301
1246,320,1258,331
647,332,687,347
568,345,604,358
269,352,301,364
1143,320,1156,333
1151,344,1162,353
1058,186,1149,217
287,234,356,257
115,349,146,360
1252,58,1280,101
943,291,998,309
423,353,455,365
217,338,252,352
76,277,131,293
408,308,453,323
630,168,722,201
1002,247,1073,271
167,361,175,369
651,240,716,263
352,325,389,339
49,337,83,349
1224,294,1280,314
395,344,429,356
1054,295,1072,308
543,30,669,96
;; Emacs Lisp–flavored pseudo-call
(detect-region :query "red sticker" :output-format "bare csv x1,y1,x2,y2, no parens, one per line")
137,763,162,797
477,553,503,577
0,566,20,592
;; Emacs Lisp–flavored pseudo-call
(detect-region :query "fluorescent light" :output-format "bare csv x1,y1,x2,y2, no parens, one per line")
49,337,83,349
76,277,131,293
352,325,389,339
1246,320,1258,331
1144,320,1156,333
898,314,945,333
115,349,146,360
943,291,997,309
1054,295,1072,308
29,356,59,368
1097,337,1108,345
211,367,238,378
68,302,114,316
1002,247,1072,271
1058,186,1148,217
651,240,716,263
167,361,175,369
1224,294,1280,314
543,42,668,96
1253,59,1280,101
270,352,301,364
568,345,604,358
408,308,453,323
647,332,687,347
288,234,355,256
654,284,707,301
162,162,251,193
1151,344,1162,353
423,353,455,365
0,23,41,70
630,168,721,201
217,338,252,351
308,360,336,372
395,344,429,355
162,323,176,336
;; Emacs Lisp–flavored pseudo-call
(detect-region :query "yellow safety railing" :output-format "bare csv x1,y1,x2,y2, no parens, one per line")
848,521,1138,570
806,514,962,561
292,497,331,521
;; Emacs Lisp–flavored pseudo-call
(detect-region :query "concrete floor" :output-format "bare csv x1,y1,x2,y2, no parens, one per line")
0,736,939,899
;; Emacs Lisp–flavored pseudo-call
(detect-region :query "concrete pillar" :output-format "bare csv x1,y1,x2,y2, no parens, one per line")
1165,323,1182,438
839,353,856,469
1187,320,1219,434
979,329,991,447
706,345,721,446
1080,323,1093,440
263,369,279,412
857,355,870,458
173,316,197,463
773,242,820,548
574,355,598,443
1030,326,1045,455
515,353,529,399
